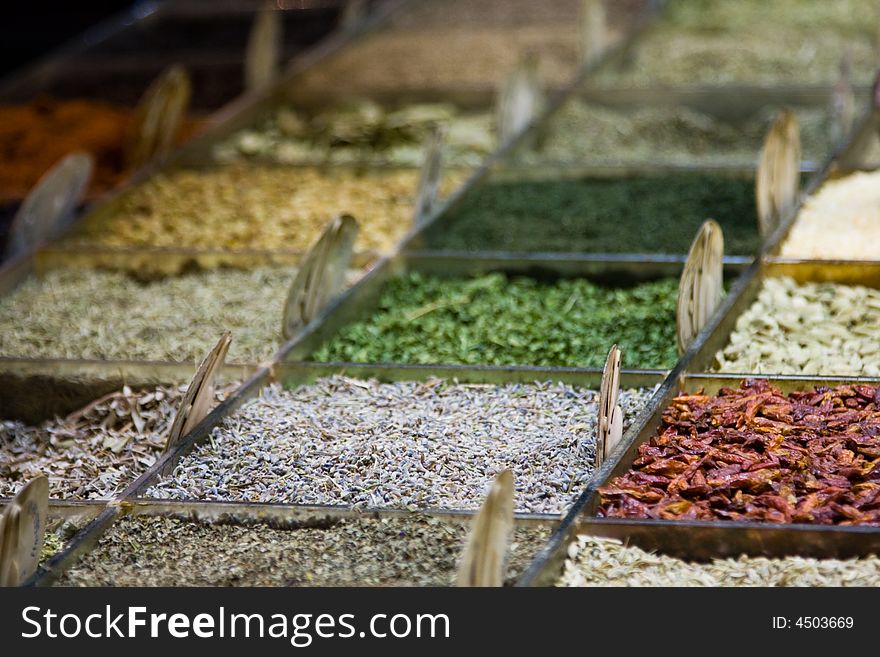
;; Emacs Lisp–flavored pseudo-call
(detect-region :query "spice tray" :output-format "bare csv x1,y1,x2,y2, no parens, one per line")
130,361,667,511
499,83,866,174
687,259,880,376
408,163,764,259
32,499,561,587
26,357,664,586
278,251,749,369
519,372,880,586
0,247,366,375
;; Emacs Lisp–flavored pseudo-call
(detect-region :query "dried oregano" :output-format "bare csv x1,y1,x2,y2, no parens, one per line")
57,514,551,587
313,272,679,368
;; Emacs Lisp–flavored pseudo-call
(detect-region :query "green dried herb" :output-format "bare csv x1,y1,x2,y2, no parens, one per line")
424,174,758,254
312,272,679,368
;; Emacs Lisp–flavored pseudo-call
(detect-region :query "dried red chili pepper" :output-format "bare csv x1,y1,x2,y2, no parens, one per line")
598,379,880,525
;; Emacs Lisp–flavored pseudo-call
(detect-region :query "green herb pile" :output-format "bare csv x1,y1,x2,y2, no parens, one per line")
425,174,758,254
312,273,678,368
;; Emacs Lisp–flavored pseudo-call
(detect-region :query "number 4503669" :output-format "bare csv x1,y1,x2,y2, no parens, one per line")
796,617,854,629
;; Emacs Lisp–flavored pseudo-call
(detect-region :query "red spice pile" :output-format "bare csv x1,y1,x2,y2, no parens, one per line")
598,379,880,525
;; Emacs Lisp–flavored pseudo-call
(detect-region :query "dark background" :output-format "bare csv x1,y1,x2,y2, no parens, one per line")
1,2,132,78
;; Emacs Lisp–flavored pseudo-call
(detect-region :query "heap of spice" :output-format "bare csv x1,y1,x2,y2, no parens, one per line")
595,0,878,86
424,174,759,254
1,383,235,500
312,272,679,368
295,0,646,93
213,101,494,168
0,97,200,202
598,379,880,525
56,514,551,586
559,536,880,586
515,101,830,166
714,277,880,376
146,377,657,513
0,266,321,363
63,165,463,254
296,28,579,94
780,170,880,260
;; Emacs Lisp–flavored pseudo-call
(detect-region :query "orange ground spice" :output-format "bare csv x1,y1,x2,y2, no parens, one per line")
0,97,202,202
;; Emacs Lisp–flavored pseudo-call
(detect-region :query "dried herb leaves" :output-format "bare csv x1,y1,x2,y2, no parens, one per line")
313,273,679,368
424,174,759,255
1,383,235,499
0,267,300,363
214,102,494,168
57,514,551,587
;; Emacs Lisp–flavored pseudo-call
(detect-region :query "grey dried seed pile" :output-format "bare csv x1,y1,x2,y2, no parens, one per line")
0,266,331,363
715,276,880,376
559,536,880,587
146,377,656,513
1,384,236,499
57,514,551,587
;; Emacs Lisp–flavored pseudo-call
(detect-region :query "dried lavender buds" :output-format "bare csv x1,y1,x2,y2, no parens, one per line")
780,170,880,260
715,277,880,376
64,166,463,254
1,384,235,500
57,514,551,587
146,377,656,513
0,267,307,363
213,102,494,168
559,536,880,586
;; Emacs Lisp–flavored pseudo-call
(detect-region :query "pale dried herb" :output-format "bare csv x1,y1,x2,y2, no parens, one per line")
214,101,494,168
313,272,679,368
559,535,880,586
146,377,657,513
596,0,879,86
515,101,832,166
1,383,236,499
0,267,316,363
57,514,551,587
